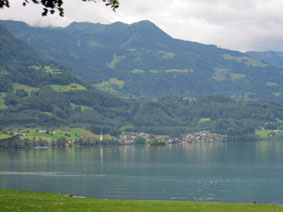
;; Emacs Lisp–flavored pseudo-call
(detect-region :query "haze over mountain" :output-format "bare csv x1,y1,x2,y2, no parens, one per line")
1,20,283,103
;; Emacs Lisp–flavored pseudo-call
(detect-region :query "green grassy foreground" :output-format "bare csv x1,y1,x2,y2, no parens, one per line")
0,190,283,212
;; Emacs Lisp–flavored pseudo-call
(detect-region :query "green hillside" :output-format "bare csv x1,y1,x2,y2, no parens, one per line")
0,23,132,133
0,23,283,139
1,20,283,103
246,50,283,68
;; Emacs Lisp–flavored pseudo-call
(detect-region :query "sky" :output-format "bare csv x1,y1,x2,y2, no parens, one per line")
1,0,283,52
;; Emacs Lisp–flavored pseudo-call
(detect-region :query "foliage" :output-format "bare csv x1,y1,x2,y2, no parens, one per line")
54,136,67,147
246,51,283,69
1,23,283,139
147,138,166,146
255,129,283,139
2,20,283,103
13,83,37,95
0,136,39,148
50,83,86,92
90,125,121,137
222,54,269,67
0,0,119,16
0,92,7,109
134,136,146,144
0,134,74,148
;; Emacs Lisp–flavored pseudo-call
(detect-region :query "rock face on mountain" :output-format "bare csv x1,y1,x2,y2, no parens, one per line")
1,20,283,103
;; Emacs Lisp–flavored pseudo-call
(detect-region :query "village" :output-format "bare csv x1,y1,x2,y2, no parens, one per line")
3,128,227,146
119,131,227,145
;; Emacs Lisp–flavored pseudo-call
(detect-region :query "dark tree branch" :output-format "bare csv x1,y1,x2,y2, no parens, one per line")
0,0,9,8
0,0,119,16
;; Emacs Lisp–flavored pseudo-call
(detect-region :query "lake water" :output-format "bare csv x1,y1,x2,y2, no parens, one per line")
1,141,283,204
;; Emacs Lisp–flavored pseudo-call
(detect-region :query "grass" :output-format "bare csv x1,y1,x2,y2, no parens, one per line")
164,69,194,73
50,83,86,92
149,69,159,74
95,78,125,89
158,50,175,59
130,69,144,74
255,130,283,138
243,92,256,100
13,83,38,95
29,65,41,71
273,92,282,97
3,128,115,142
87,41,98,47
212,67,228,81
0,133,12,139
109,78,124,88
1,189,283,212
96,82,109,88
29,65,62,75
107,55,126,69
0,69,9,75
43,112,52,116
183,97,196,102
256,130,274,137
94,83,117,94
77,40,81,47
26,128,95,141
212,67,245,81
127,48,136,52
0,92,7,110
230,73,246,80
44,66,62,75
70,103,92,111
222,54,269,68
266,82,279,87
199,118,211,123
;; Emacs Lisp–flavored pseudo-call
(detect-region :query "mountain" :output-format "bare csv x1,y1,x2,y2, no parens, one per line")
0,22,133,133
1,20,283,104
246,51,283,69
0,22,283,137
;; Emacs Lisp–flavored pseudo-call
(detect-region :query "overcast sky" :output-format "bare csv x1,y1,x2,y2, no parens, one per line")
1,0,283,52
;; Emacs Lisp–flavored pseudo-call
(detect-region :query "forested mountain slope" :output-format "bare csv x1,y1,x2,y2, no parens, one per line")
0,23,283,137
0,23,133,133
246,51,283,69
1,20,283,103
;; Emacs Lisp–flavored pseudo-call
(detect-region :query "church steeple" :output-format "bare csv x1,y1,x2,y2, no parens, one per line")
100,132,103,142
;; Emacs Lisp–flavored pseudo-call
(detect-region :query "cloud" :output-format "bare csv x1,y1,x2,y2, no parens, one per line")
1,0,283,52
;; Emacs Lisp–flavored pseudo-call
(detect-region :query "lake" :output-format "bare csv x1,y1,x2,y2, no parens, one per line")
0,141,283,204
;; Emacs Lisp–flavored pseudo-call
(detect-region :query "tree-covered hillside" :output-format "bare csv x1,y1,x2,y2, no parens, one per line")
0,23,133,133
1,20,283,103
246,51,283,69
0,23,283,138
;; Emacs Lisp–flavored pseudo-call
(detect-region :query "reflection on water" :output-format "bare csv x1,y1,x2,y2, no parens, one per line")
1,140,283,204
100,147,103,168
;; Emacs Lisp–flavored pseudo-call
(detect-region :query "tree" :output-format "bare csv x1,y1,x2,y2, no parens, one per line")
134,136,146,144
0,0,119,16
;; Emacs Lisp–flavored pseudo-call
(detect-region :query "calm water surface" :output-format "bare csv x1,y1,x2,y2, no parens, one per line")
1,141,283,204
